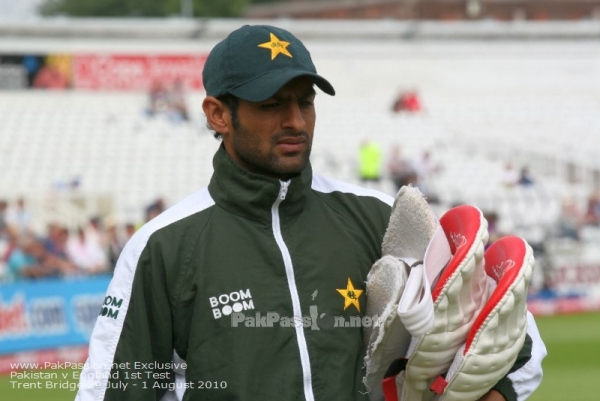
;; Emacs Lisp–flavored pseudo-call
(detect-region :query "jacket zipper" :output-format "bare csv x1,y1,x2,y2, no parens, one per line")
272,180,315,401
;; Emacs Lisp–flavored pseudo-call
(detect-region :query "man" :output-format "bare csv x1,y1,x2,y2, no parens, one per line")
358,139,383,184
76,25,544,401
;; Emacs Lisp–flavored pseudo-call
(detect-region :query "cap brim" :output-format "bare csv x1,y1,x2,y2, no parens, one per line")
229,69,335,102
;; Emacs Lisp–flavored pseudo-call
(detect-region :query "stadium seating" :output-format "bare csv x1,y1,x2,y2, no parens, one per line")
1,40,598,239
0,91,219,227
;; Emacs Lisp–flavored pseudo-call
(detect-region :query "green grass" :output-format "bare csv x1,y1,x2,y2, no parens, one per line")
1,312,599,400
529,312,600,401
0,368,81,400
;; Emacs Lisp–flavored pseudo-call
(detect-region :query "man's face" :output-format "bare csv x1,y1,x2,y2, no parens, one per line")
221,76,316,180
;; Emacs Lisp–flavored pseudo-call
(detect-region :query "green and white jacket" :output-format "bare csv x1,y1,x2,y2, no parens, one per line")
76,146,545,401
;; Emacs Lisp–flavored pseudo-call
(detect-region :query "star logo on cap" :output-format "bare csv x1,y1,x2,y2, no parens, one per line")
258,33,293,60
336,278,363,312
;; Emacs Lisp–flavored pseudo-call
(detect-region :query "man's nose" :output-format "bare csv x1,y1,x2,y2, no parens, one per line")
282,102,306,132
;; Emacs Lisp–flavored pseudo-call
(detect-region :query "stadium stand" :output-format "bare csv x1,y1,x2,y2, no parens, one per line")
1,20,599,291
0,90,216,229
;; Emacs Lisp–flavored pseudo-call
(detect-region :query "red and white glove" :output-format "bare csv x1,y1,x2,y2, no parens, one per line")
388,205,490,401
429,235,535,401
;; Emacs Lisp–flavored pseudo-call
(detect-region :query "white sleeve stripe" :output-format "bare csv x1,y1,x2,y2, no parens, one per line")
75,188,215,401
508,311,548,401
311,174,394,206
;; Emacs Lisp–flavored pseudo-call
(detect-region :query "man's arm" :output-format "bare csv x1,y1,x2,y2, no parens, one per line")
75,233,175,401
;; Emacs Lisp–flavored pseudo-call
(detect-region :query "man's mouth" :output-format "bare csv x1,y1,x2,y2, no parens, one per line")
276,135,308,152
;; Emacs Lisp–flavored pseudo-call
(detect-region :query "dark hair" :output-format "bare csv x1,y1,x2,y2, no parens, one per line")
208,94,240,140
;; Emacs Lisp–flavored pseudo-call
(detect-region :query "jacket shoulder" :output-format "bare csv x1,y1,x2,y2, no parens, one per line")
311,173,393,208
311,174,392,236
118,188,215,274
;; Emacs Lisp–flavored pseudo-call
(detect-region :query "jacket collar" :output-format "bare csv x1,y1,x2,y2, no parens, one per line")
208,145,312,223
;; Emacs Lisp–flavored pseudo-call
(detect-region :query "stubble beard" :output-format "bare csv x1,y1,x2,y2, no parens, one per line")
232,125,312,179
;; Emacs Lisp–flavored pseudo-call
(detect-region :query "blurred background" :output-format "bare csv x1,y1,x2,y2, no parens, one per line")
1,1,599,400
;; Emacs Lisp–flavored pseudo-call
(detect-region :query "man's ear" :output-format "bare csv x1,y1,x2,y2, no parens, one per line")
202,96,232,134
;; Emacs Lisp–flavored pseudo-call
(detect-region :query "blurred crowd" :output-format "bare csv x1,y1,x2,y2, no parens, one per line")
501,162,536,188
358,141,442,204
386,145,442,203
146,78,189,123
391,90,423,113
556,192,600,241
3,155,598,285
0,197,166,283
356,137,600,250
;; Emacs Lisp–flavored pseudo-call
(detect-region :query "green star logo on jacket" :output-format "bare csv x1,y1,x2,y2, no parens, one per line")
336,277,363,312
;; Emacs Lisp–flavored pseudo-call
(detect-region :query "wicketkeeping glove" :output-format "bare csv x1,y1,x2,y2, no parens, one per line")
382,204,490,401
363,187,536,401
429,235,535,401
363,186,452,401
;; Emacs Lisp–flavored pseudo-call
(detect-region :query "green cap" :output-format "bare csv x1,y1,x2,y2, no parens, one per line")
203,25,335,102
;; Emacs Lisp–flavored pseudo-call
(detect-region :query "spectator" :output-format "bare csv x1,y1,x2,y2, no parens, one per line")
146,79,190,123
583,192,600,226
0,203,9,278
483,211,503,248
147,79,170,116
169,78,189,122
66,227,108,275
557,199,582,240
124,223,137,242
105,218,125,270
412,150,441,202
5,235,72,280
145,197,166,222
41,223,78,274
387,145,415,193
501,162,519,188
392,90,422,113
6,235,41,280
413,150,441,180
358,139,383,184
44,223,68,258
86,216,105,247
2,227,20,277
6,197,32,236
518,166,535,187
0,200,8,239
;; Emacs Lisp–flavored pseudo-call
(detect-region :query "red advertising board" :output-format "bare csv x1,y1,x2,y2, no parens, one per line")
72,54,207,90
